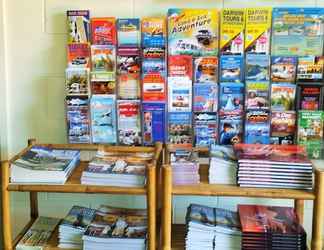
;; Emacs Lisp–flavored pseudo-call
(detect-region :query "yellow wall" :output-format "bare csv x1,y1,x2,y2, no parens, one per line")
0,0,321,240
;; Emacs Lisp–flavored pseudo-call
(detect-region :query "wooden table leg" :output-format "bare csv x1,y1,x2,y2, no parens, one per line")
161,165,172,250
294,199,304,224
311,170,324,250
2,161,12,250
27,139,39,219
147,165,156,250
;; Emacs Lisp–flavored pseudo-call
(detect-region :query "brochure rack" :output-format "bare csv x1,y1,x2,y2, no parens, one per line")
161,145,324,250
2,139,163,250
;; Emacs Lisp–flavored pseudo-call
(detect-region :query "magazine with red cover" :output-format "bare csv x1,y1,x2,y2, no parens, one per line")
67,43,90,68
91,17,116,45
233,144,312,165
238,204,305,234
168,55,193,79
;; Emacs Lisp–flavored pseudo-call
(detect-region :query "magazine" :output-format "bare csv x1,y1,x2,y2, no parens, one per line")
219,55,244,82
118,73,140,99
142,47,165,59
16,217,61,250
117,52,140,75
219,82,244,117
83,206,147,241
194,112,217,147
244,110,270,144
194,56,218,83
66,96,91,143
142,73,166,102
91,17,116,45
90,95,117,144
245,81,270,110
91,81,115,95
271,83,296,111
117,100,142,146
270,111,296,145
66,68,90,96
193,83,218,112
245,8,272,54
297,56,324,81
141,17,166,48
60,206,96,230
220,8,245,55
299,85,322,110
297,111,324,143
219,115,243,145
117,18,140,47
168,112,193,146
233,144,312,165
271,56,297,83
245,54,270,81
67,10,90,43
238,205,304,234
168,76,192,112
81,157,147,186
167,8,219,56
91,45,116,72
67,43,90,68
168,55,193,79
142,103,166,145
272,8,324,56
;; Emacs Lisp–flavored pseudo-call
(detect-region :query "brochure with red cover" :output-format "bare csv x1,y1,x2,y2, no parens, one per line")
233,144,312,165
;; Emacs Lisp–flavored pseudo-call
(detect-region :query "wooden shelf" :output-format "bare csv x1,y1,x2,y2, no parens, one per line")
3,140,163,250
8,162,147,195
172,164,315,199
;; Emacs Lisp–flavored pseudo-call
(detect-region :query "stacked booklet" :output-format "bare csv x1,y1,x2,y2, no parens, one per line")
185,204,241,250
16,216,61,250
209,144,237,184
83,206,147,250
58,206,96,249
239,204,307,250
81,152,149,187
234,144,313,189
11,146,80,184
170,149,200,185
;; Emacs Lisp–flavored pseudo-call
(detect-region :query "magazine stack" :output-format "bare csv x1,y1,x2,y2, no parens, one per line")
185,204,241,250
83,206,147,250
239,204,307,250
209,144,237,184
58,206,96,249
10,146,80,184
234,144,313,189
81,153,148,187
170,148,200,185
16,217,61,250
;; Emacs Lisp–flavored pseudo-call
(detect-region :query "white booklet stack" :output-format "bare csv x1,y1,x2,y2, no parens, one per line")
209,144,237,185
11,146,80,184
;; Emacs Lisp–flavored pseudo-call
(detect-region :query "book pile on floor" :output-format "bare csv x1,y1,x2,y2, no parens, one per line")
239,204,307,250
58,206,96,249
83,206,147,250
81,149,150,187
185,204,241,250
10,146,80,184
16,216,61,250
209,144,237,184
170,148,200,185
234,144,313,189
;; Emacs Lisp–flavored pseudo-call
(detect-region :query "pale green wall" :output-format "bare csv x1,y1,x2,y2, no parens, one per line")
0,0,321,241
